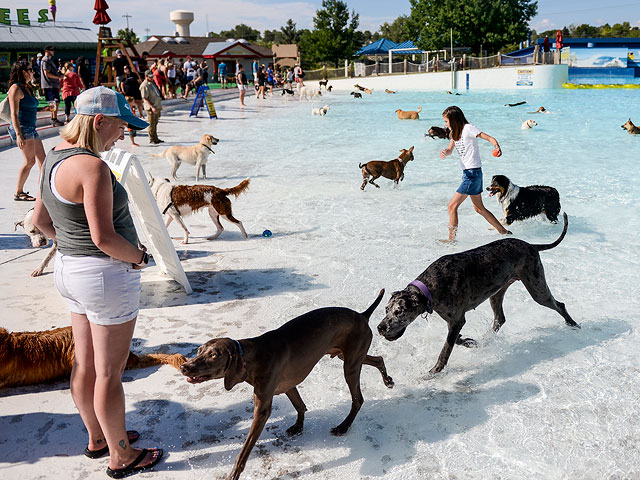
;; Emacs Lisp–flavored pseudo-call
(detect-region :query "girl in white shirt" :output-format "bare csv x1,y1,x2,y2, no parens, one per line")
440,105,511,242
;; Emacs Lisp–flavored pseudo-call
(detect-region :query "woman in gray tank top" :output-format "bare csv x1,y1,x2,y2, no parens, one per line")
33,87,164,478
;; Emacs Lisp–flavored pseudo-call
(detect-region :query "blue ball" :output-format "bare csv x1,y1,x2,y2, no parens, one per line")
262,229,272,237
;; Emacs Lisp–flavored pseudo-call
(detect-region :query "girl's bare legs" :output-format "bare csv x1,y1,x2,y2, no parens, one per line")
445,192,467,241
469,194,510,234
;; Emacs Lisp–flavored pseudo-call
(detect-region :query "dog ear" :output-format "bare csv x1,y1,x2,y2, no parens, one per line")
223,343,248,391
14,220,24,231
409,146,414,152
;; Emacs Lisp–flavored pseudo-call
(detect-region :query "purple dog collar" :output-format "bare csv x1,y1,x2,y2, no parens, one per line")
409,279,433,305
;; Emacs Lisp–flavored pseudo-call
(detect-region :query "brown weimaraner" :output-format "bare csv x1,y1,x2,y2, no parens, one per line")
359,146,415,190
180,289,394,480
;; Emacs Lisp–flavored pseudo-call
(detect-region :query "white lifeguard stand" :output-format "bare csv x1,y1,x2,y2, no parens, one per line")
102,148,192,294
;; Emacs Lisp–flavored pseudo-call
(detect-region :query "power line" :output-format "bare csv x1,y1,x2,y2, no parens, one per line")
122,13,132,31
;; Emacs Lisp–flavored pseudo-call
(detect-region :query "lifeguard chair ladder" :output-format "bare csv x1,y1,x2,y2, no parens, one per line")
94,26,141,88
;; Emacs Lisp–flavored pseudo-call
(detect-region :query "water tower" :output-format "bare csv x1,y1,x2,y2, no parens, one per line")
170,10,194,37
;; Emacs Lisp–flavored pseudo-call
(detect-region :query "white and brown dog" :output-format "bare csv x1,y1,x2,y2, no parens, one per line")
149,175,249,244
14,209,57,277
152,134,219,182
311,105,330,116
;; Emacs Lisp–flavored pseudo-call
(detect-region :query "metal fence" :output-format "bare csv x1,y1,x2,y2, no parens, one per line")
307,47,559,81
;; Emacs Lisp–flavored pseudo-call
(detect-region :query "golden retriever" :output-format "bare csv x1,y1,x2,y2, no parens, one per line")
395,107,422,120
152,133,219,182
0,326,186,389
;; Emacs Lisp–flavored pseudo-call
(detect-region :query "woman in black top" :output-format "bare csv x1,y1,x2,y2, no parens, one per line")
76,56,93,89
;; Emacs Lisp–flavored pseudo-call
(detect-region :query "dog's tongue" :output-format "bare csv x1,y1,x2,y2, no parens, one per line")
186,376,208,384
488,191,496,197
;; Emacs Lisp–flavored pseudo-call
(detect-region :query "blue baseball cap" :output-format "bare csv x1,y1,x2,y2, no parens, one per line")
75,86,149,130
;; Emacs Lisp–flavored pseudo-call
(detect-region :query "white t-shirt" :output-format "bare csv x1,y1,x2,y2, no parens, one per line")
184,61,196,77
453,123,482,170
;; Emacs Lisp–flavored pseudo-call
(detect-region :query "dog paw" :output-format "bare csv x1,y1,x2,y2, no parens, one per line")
285,424,304,436
384,376,395,388
330,425,349,436
459,337,479,348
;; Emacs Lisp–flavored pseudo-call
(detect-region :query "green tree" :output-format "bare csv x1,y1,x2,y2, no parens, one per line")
280,19,302,44
117,28,139,44
408,0,537,54
219,24,261,42
263,29,284,45
300,0,360,67
379,15,411,43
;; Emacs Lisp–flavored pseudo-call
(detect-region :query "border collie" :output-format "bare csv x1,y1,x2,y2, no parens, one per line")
486,175,561,225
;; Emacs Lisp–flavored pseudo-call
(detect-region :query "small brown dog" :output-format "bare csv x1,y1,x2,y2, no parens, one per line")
621,118,640,135
359,146,415,190
395,107,422,120
0,326,186,388
385,88,396,94
180,289,393,480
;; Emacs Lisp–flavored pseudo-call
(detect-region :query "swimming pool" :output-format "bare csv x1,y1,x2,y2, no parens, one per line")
180,89,640,478
2,87,639,479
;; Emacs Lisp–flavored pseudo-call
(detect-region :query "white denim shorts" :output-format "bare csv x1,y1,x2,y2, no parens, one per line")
54,252,141,326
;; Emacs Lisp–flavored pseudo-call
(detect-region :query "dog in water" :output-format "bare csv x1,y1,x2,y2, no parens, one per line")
299,86,322,100
0,326,185,388
149,175,249,244
350,91,362,98
281,88,295,96
377,213,578,375
318,79,329,90
395,107,422,120
152,133,219,182
486,174,561,225
426,126,450,139
354,84,373,94
312,105,330,116
621,118,640,135
14,209,57,277
385,89,396,94
521,118,538,129
529,106,550,114
359,146,415,190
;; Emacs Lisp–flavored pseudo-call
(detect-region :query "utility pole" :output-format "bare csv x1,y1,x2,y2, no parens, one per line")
450,28,454,90
122,13,132,31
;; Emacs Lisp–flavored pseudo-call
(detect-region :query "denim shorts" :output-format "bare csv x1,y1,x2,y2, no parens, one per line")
44,87,60,102
8,124,39,141
54,252,141,325
457,168,483,195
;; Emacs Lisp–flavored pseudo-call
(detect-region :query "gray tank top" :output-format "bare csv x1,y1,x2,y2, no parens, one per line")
40,147,138,257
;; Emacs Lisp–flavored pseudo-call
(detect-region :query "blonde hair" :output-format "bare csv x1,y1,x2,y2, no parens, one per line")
60,114,118,155
61,62,72,75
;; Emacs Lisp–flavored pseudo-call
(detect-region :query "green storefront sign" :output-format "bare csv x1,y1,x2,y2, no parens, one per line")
0,8,50,25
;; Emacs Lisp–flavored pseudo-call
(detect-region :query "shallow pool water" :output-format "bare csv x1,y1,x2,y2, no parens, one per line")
2,87,639,479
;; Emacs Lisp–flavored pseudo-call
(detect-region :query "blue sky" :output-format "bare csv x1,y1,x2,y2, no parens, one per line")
7,0,640,37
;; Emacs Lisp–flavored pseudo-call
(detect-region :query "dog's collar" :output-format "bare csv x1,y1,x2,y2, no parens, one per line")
201,143,215,155
233,339,243,359
161,186,176,215
408,280,434,313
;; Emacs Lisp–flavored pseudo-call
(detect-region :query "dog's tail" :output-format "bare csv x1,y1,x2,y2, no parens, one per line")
361,289,385,319
223,178,250,198
417,106,422,113
532,212,568,252
126,352,187,371
151,149,168,158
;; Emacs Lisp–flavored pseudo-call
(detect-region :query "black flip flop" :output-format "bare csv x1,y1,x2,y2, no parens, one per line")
106,448,163,479
14,191,36,201
84,430,140,459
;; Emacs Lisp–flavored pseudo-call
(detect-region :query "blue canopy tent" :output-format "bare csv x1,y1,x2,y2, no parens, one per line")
354,38,398,56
